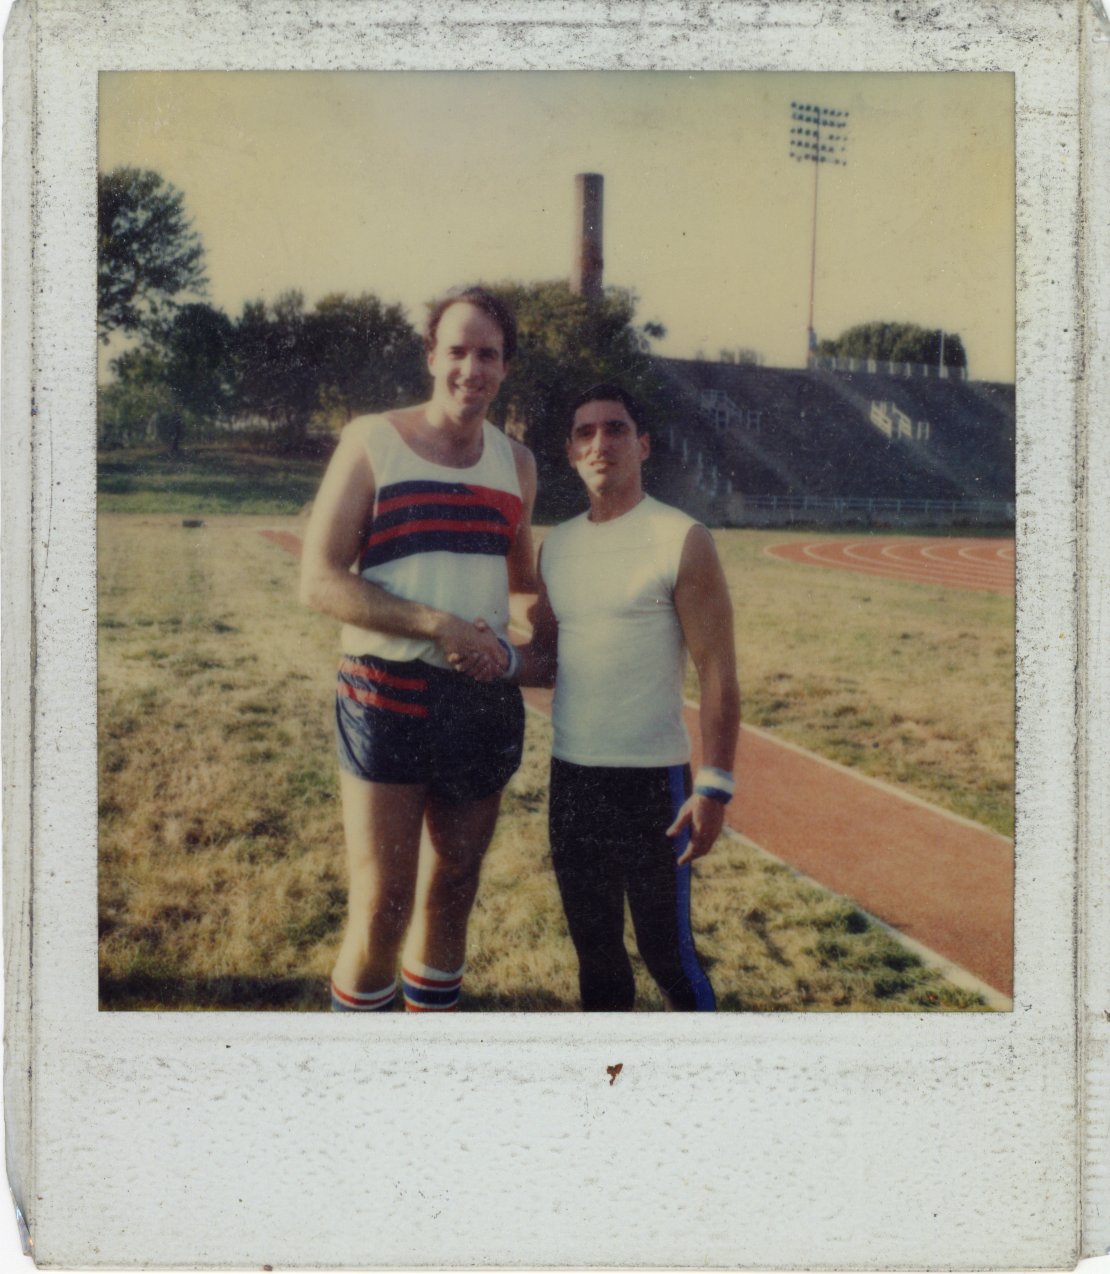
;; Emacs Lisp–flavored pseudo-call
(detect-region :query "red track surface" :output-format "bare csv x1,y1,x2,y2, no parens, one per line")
523,687,1013,999
259,529,304,557
767,537,1014,594
263,527,1014,999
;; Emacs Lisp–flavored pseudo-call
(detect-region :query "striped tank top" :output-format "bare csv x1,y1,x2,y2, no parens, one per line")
340,414,523,669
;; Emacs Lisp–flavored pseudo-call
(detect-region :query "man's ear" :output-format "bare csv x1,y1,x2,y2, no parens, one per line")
639,432,651,461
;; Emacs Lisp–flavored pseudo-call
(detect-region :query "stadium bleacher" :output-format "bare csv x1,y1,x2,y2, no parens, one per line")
649,358,1015,526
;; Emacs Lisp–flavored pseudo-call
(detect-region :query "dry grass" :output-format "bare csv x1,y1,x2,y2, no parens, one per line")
473,720,987,1012
710,531,1014,837
98,515,1001,1012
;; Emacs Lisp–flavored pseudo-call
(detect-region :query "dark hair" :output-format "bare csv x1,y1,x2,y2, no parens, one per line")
424,286,518,363
567,382,645,435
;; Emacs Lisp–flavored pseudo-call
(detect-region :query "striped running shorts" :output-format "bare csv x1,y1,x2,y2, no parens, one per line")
335,654,524,803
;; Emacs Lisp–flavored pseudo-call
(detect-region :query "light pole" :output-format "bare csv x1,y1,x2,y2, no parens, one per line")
790,101,849,365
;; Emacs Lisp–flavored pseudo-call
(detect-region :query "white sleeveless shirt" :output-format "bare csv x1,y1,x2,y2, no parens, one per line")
340,414,523,668
543,496,697,767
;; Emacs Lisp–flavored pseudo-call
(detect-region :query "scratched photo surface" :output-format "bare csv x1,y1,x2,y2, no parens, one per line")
96,70,1015,1013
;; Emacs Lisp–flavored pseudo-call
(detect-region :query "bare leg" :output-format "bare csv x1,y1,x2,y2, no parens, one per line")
332,771,427,995
403,790,503,976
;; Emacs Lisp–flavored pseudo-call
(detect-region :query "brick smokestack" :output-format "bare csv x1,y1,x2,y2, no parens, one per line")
571,173,604,304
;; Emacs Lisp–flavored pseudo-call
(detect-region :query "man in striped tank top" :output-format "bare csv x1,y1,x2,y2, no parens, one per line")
300,287,538,1013
498,383,741,1011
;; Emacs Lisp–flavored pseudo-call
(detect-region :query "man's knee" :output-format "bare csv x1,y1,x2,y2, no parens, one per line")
359,884,415,947
423,848,485,910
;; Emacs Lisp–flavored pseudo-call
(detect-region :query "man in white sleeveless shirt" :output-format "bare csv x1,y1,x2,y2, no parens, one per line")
510,383,740,1010
300,287,537,1012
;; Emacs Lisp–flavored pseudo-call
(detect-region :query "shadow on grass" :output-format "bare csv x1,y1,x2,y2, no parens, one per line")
99,972,575,1013
99,971,329,1012
460,988,573,1012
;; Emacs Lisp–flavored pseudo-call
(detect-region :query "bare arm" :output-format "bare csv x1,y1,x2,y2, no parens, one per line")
506,440,539,595
511,557,558,687
448,436,540,681
472,548,558,687
299,423,504,666
667,524,742,865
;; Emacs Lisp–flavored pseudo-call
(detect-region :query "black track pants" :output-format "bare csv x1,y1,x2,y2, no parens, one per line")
548,758,716,1012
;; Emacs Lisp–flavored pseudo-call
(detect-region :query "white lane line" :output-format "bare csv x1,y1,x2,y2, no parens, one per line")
879,540,928,562
701,709,1014,845
722,819,1013,1007
772,539,1013,586
772,545,1009,590
520,670,1012,844
825,553,1002,588
522,698,1011,1006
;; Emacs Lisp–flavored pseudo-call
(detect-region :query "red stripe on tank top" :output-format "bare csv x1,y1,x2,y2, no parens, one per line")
375,484,523,532
363,518,512,549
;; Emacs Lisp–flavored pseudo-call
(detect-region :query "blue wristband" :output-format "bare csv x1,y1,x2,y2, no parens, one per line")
694,765,735,804
495,636,520,682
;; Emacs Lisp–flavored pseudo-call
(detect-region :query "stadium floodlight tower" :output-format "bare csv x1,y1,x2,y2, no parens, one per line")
789,101,849,365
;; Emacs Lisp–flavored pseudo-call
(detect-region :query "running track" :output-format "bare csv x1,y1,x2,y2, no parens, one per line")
262,528,1014,1000
766,537,1014,594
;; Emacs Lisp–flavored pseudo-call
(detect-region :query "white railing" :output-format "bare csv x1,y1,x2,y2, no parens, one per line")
698,389,764,432
813,355,967,380
870,401,930,442
737,494,1012,520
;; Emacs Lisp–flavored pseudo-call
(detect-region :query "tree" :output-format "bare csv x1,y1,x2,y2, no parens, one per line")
307,293,426,431
161,303,235,428
476,281,668,518
718,347,763,366
230,291,425,446
231,291,316,439
105,302,234,452
817,322,967,369
97,375,181,449
98,167,207,343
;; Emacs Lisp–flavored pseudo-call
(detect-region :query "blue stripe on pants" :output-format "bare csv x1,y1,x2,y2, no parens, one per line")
667,765,717,1011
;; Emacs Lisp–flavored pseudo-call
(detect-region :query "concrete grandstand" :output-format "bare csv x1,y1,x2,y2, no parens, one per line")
647,358,1015,528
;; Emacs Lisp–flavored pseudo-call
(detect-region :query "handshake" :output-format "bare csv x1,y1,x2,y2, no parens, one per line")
441,614,516,683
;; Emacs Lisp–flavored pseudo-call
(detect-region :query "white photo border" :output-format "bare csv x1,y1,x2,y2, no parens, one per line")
4,1,1088,1267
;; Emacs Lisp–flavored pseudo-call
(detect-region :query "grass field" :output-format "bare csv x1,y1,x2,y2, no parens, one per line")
708,532,1014,837
98,445,327,514
97,456,1013,1011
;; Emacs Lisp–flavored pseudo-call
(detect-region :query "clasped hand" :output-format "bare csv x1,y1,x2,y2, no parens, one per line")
440,615,507,682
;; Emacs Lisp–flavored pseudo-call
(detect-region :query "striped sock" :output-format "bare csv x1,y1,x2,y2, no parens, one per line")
330,977,397,1013
402,961,465,1012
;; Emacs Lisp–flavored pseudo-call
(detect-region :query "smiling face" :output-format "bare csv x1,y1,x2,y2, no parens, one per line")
426,301,509,425
567,398,650,506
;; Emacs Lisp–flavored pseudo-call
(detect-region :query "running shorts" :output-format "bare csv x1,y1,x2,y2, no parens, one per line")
335,654,524,803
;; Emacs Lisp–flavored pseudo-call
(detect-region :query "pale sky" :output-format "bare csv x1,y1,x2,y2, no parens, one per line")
99,71,1015,382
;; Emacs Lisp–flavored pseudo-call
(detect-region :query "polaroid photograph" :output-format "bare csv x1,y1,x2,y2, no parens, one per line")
3,0,1105,1268
94,68,1015,1021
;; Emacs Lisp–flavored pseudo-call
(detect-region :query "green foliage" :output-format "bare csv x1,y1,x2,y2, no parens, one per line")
303,292,427,431
818,322,967,369
97,446,328,515
231,291,425,444
162,303,236,425
481,281,668,519
98,167,208,342
718,347,764,366
98,375,182,450
106,303,235,453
